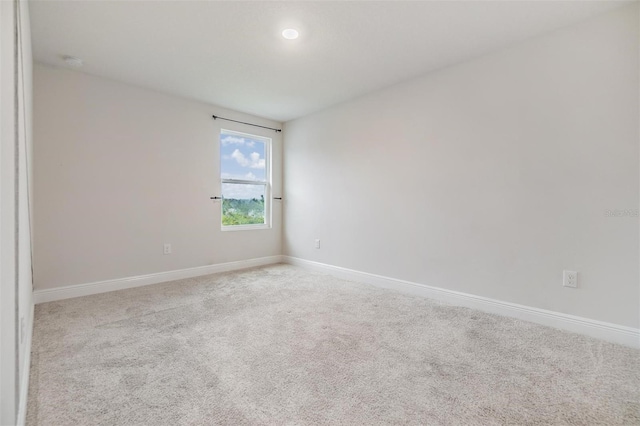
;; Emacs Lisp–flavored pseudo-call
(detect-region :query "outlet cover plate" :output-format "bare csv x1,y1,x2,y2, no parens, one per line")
563,270,578,288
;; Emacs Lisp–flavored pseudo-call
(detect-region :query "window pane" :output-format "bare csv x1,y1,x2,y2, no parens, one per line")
220,132,266,181
221,183,265,226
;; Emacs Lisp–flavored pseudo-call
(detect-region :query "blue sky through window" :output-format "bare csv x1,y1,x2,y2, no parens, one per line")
220,132,266,181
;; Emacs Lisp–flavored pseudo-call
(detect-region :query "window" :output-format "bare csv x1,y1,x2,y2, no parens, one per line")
220,129,271,230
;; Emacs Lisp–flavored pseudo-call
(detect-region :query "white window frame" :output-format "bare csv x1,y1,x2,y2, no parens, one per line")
220,129,271,231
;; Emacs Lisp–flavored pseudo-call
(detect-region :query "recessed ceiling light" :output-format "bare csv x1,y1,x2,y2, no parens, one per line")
282,29,299,40
62,55,83,67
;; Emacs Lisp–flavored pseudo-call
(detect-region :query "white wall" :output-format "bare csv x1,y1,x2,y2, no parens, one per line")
1,0,34,424
284,5,639,328
34,66,282,290
0,3,17,423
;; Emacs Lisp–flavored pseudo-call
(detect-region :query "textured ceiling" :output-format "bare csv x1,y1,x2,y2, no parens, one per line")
30,1,631,122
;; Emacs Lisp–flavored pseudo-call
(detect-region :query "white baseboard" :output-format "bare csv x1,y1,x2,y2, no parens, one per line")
283,256,640,349
32,254,639,348
33,255,284,304
16,302,34,426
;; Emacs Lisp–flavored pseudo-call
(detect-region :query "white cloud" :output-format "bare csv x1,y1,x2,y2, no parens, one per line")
249,152,265,169
221,136,246,146
221,136,258,148
231,149,265,169
231,149,249,166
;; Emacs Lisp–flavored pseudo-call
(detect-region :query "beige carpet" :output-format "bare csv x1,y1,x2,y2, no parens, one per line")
27,264,639,425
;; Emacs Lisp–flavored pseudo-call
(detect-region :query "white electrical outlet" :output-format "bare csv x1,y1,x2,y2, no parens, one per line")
315,239,320,249
163,243,172,255
563,270,578,288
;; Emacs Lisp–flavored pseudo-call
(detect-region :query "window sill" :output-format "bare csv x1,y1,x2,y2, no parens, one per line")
221,224,271,232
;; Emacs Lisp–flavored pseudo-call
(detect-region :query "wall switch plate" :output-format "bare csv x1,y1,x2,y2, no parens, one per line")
563,270,578,288
163,243,172,255
315,239,320,249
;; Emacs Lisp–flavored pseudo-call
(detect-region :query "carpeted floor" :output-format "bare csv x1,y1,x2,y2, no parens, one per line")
27,264,639,425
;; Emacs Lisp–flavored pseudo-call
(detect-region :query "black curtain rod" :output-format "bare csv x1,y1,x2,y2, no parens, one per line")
212,115,282,133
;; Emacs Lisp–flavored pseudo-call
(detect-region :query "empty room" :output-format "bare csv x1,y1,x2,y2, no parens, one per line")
1,0,639,425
